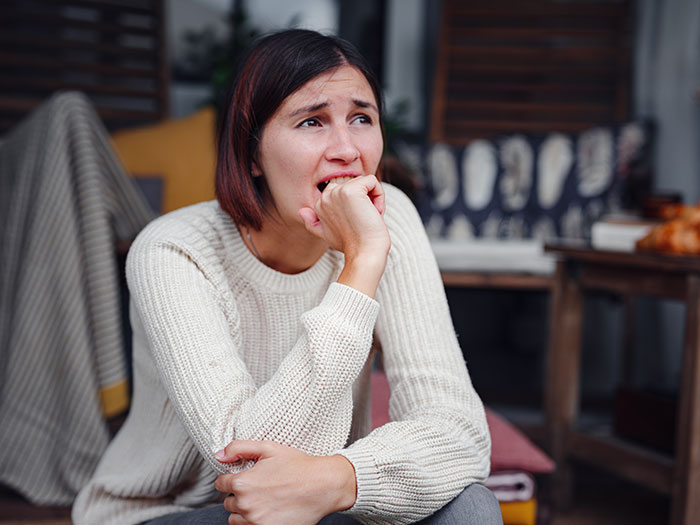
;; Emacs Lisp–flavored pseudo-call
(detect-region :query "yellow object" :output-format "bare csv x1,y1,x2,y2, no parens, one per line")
99,379,130,418
111,107,217,213
500,498,537,525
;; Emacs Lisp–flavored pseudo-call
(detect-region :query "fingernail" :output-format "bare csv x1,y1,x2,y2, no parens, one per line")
215,449,226,460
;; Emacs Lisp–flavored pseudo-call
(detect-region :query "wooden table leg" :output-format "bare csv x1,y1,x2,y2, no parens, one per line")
671,275,700,524
621,295,637,387
545,260,584,510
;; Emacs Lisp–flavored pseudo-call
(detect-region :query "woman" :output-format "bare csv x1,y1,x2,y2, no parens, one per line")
73,29,500,525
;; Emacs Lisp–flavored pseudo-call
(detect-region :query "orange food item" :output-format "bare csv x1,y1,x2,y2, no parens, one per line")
636,205,700,255
656,203,686,220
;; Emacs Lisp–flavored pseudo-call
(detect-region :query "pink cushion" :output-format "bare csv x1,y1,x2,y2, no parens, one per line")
370,370,392,428
371,370,555,474
485,409,555,473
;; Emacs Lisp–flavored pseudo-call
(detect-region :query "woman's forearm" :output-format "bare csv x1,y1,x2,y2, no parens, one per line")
337,249,387,299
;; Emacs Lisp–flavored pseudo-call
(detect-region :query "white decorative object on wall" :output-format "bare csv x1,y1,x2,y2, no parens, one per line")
577,127,614,197
462,140,497,210
446,215,474,240
531,217,558,242
499,215,527,239
393,141,422,181
425,214,444,238
586,199,605,223
412,121,651,242
561,204,585,239
429,143,459,210
617,122,646,171
500,135,533,211
538,134,573,209
481,210,503,239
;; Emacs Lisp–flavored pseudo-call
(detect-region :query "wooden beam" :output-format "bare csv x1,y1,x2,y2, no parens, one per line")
569,431,674,494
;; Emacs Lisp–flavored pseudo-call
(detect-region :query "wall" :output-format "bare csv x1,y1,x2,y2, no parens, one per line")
168,0,338,117
635,0,700,392
168,0,428,130
246,0,337,33
383,0,426,132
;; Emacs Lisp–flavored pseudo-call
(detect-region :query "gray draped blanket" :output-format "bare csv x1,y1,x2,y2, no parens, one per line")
0,92,154,504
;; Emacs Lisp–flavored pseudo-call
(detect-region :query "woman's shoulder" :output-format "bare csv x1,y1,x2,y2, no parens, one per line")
127,200,240,278
132,200,235,251
382,183,426,240
380,183,437,274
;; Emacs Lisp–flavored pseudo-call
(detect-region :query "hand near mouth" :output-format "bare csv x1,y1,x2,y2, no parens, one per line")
298,175,390,297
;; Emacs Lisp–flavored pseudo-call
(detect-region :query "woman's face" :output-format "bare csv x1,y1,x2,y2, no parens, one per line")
254,65,383,231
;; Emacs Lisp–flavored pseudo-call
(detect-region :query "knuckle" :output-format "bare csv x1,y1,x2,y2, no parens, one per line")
236,496,252,514
214,474,230,493
228,478,242,493
223,495,236,512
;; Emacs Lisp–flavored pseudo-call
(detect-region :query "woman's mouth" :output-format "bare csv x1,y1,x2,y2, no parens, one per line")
317,176,356,192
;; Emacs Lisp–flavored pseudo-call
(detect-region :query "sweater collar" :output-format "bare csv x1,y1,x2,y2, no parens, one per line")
218,206,341,293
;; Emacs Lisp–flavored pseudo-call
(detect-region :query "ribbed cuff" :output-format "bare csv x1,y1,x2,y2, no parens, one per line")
321,282,380,335
337,447,383,516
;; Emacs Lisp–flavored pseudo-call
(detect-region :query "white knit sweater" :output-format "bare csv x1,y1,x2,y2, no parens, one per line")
72,184,491,525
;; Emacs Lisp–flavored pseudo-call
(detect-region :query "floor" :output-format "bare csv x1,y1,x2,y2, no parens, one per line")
0,462,670,525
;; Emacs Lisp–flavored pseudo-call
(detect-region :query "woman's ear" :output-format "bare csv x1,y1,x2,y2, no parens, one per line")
251,161,263,178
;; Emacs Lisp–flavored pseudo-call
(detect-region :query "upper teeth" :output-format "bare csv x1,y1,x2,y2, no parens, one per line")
329,176,354,184
318,176,355,192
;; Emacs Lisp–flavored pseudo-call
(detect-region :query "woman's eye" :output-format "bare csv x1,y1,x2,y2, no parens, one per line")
299,118,321,128
352,114,373,125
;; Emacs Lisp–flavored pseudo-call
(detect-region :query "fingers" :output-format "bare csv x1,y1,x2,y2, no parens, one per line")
226,499,250,525
298,207,324,238
215,473,233,493
226,498,256,525
320,174,384,215
365,175,385,215
346,175,386,215
215,440,275,463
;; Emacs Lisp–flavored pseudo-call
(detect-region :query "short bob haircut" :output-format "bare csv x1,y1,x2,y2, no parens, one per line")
215,29,384,230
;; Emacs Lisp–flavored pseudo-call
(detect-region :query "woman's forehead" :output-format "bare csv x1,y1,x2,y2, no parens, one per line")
280,65,377,114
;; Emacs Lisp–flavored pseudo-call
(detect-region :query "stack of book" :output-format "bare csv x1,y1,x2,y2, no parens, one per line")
430,239,556,274
590,216,657,252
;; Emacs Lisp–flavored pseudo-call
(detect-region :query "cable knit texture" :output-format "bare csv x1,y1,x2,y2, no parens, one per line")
72,184,491,525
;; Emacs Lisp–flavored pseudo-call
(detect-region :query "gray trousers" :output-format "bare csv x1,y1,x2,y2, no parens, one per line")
142,483,503,524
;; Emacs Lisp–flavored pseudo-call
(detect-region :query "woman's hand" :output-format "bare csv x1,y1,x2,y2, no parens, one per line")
299,175,390,297
214,440,356,525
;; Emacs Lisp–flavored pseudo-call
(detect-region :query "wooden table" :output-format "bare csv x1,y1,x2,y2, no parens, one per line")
544,243,700,525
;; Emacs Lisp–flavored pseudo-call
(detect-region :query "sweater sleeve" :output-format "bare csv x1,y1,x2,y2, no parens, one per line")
125,224,379,476
338,186,492,525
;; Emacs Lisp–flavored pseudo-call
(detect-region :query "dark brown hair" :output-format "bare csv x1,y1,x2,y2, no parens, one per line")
215,29,384,229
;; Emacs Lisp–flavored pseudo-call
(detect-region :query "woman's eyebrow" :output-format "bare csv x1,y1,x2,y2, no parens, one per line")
353,99,378,113
288,99,378,118
289,102,328,117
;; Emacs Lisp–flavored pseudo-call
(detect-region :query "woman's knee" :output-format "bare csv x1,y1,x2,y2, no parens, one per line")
140,504,230,525
421,483,503,525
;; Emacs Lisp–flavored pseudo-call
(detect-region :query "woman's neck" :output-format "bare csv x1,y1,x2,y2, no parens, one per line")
245,218,329,275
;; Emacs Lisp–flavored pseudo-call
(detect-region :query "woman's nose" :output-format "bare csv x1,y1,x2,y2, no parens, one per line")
325,125,360,163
